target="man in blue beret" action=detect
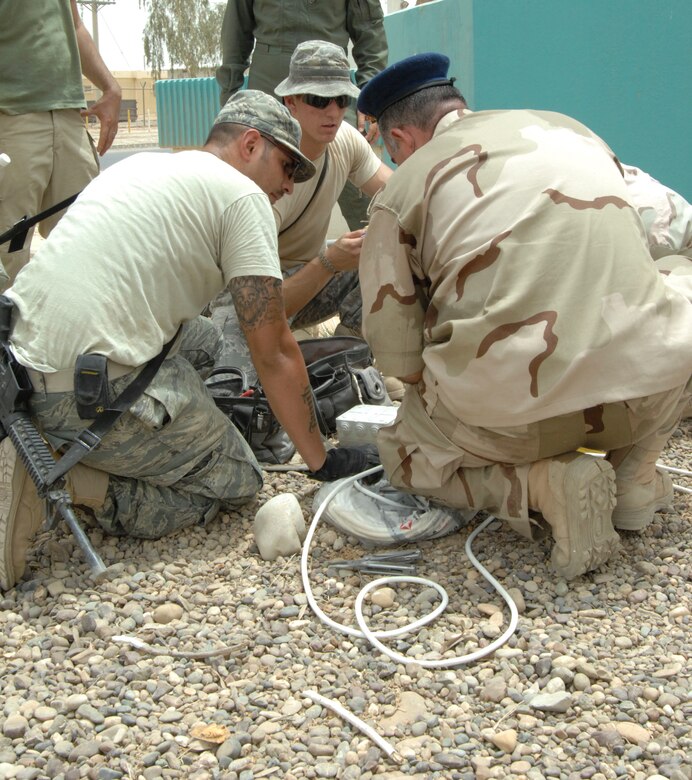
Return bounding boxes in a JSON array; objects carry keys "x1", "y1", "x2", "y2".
[{"x1": 356, "y1": 53, "x2": 692, "y2": 579}]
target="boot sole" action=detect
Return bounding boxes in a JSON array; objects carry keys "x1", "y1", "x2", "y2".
[
  {"x1": 551, "y1": 457, "x2": 619, "y2": 580},
  {"x1": 0, "y1": 438, "x2": 19, "y2": 590}
]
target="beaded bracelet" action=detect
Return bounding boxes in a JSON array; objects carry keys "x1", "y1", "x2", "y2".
[{"x1": 318, "y1": 247, "x2": 338, "y2": 275}]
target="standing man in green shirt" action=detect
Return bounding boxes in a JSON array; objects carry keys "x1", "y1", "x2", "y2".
[
  {"x1": 215, "y1": 0, "x2": 388, "y2": 232},
  {"x1": 0, "y1": 0, "x2": 122, "y2": 288}
]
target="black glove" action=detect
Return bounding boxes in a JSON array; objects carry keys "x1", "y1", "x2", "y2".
[{"x1": 309, "y1": 444, "x2": 380, "y2": 482}]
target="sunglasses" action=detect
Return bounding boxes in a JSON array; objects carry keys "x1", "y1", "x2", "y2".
[
  {"x1": 302, "y1": 94, "x2": 351, "y2": 110},
  {"x1": 258, "y1": 132, "x2": 300, "y2": 180}
]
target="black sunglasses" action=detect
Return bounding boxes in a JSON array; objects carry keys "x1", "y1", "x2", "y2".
[
  {"x1": 302, "y1": 94, "x2": 351, "y2": 110},
  {"x1": 258, "y1": 132, "x2": 300, "y2": 180}
]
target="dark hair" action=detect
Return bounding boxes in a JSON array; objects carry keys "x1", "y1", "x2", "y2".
[
  {"x1": 379, "y1": 84, "x2": 465, "y2": 141},
  {"x1": 204, "y1": 122, "x2": 248, "y2": 146}
]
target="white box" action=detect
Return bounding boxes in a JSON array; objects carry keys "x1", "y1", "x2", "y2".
[{"x1": 336, "y1": 404, "x2": 399, "y2": 446}]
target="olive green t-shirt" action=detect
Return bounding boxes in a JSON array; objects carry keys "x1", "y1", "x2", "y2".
[{"x1": 0, "y1": 0, "x2": 85, "y2": 114}]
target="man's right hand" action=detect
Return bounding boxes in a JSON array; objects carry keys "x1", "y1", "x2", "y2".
[
  {"x1": 308, "y1": 445, "x2": 380, "y2": 482},
  {"x1": 326, "y1": 229, "x2": 368, "y2": 272}
]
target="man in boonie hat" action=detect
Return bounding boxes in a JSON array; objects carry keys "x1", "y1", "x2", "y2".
[
  {"x1": 210, "y1": 41, "x2": 392, "y2": 385},
  {"x1": 1, "y1": 89, "x2": 376, "y2": 590},
  {"x1": 355, "y1": 52, "x2": 692, "y2": 582},
  {"x1": 215, "y1": 0, "x2": 388, "y2": 237}
]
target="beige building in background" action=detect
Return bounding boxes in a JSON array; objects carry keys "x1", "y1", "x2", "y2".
[{"x1": 83, "y1": 70, "x2": 158, "y2": 125}]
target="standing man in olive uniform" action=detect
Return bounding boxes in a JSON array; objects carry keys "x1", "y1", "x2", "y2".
[{"x1": 215, "y1": 0, "x2": 388, "y2": 232}]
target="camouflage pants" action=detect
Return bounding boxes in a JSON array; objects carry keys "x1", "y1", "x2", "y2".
[
  {"x1": 29, "y1": 316, "x2": 262, "y2": 539},
  {"x1": 209, "y1": 266, "x2": 361, "y2": 383},
  {"x1": 378, "y1": 378, "x2": 691, "y2": 539}
]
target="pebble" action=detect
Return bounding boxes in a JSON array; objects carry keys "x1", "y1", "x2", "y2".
[
  {"x1": 530, "y1": 692, "x2": 572, "y2": 712},
  {"x1": 152, "y1": 603, "x2": 184, "y2": 624},
  {"x1": 2, "y1": 715, "x2": 28, "y2": 739},
  {"x1": 484, "y1": 728, "x2": 517, "y2": 753},
  {"x1": 370, "y1": 587, "x2": 396, "y2": 609},
  {"x1": 613, "y1": 722, "x2": 650, "y2": 745}
]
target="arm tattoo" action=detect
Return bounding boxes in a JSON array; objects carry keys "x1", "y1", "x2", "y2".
[
  {"x1": 301, "y1": 384, "x2": 319, "y2": 433},
  {"x1": 229, "y1": 276, "x2": 284, "y2": 331}
]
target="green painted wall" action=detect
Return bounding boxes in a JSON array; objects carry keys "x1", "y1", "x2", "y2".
[{"x1": 383, "y1": 0, "x2": 691, "y2": 199}]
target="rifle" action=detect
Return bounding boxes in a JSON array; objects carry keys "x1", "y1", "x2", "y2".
[{"x1": 0, "y1": 297, "x2": 108, "y2": 581}]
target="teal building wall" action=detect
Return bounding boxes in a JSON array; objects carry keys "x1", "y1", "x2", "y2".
[
  {"x1": 383, "y1": 0, "x2": 691, "y2": 199},
  {"x1": 157, "y1": 0, "x2": 690, "y2": 199}
]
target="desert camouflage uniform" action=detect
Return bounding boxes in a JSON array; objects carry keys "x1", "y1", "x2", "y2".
[
  {"x1": 622, "y1": 164, "x2": 692, "y2": 260},
  {"x1": 28, "y1": 317, "x2": 262, "y2": 538},
  {"x1": 361, "y1": 109, "x2": 692, "y2": 537}
]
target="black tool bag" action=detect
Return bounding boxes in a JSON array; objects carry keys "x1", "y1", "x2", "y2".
[
  {"x1": 205, "y1": 337, "x2": 390, "y2": 463},
  {"x1": 205, "y1": 366, "x2": 297, "y2": 465},
  {"x1": 298, "y1": 336, "x2": 389, "y2": 433}
]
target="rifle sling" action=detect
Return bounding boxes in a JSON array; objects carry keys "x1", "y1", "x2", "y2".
[
  {"x1": 278, "y1": 149, "x2": 328, "y2": 236},
  {"x1": 45, "y1": 327, "x2": 181, "y2": 485},
  {"x1": 0, "y1": 192, "x2": 80, "y2": 253}
]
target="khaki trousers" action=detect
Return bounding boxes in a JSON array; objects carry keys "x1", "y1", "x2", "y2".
[
  {"x1": 378, "y1": 379, "x2": 691, "y2": 539},
  {"x1": 0, "y1": 109, "x2": 98, "y2": 287}
]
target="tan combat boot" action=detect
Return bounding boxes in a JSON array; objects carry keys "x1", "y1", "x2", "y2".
[
  {"x1": 610, "y1": 446, "x2": 674, "y2": 531},
  {"x1": 528, "y1": 453, "x2": 619, "y2": 580},
  {"x1": 0, "y1": 438, "x2": 45, "y2": 591}
]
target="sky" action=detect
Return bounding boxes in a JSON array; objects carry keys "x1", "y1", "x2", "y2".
[{"x1": 78, "y1": 0, "x2": 149, "y2": 72}]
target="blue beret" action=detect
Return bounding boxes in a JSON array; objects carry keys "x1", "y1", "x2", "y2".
[{"x1": 357, "y1": 53, "x2": 453, "y2": 120}]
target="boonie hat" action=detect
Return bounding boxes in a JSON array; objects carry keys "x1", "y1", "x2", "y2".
[
  {"x1": 357, "y1": 52, "x2": 453, "y2": 121},
  {"x1": 275, "y1": 40, "x2": 361, "y2": 99},
  {"x1": 213, "y1": 90, "x2": 315, "y2": 182}
]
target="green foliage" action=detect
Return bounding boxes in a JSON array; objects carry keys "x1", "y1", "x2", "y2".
[{"x1": 138, "y1": 0, "x2": 225, "y2": 79}]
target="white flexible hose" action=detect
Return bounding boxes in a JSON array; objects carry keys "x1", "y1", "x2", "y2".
[
  {"x1": 655, "y1": 462, "x2": 691, "y2": 494},
  {"x1": 303, "y1": 690, "x2": 403, "y2": 763},
  {"x1": 301, "y1": 456, "x2": 688, "y2": 665},
  {"x1": 300, "y1": 465, "x2": 520, "y2": 667},
  {"x1": 656, "y1": 462, "x2": 692, "y2": 477}
]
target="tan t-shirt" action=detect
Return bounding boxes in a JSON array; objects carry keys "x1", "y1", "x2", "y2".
[
  {"x1": 273, "y1": 122, "x2": 381, "y2": 266},
  {"x1": 8, "y1": 150, "x2": 281, "y2": 371}
]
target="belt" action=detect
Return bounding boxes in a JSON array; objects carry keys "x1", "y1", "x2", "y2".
[
  {"x1": 254, "y1": 41, "x2": 295, "y2": 54},
  {"x1": 27, "y1": 361, "x2": 136, "y2": 394}
]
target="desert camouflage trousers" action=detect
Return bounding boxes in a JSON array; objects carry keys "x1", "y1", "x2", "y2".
[
  {"x1": 28, "y1": 316, "x2": 262, "y2": 539},
  {"x1": 209, "y1": 266, "x2": 361, "y2": 382},
  {"x1": 378, "y1": 377, "x2": 691, "y2": 539}
]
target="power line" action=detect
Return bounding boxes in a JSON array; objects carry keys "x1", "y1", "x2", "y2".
[{"x1": 76, "y1": 0, "x2": 116, "y2": 51}]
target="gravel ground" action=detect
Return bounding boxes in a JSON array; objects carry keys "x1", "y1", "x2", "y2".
[{"x1": 0, "y1": 419, "x2": 689, "y2": 780}]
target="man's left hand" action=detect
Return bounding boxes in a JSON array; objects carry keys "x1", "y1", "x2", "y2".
[{"x1": 81, "y1": 88, "x2": 121, "y2": 155}]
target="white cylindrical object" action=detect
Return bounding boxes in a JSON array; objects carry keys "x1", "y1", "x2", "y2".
[{"x1": 0, "y1": 153, "x2": 11, "y2": 167}]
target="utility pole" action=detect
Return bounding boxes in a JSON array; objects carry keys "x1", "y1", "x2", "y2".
[{"x1": 76, "y1": 0, "x2": 116, "y2": 52}]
